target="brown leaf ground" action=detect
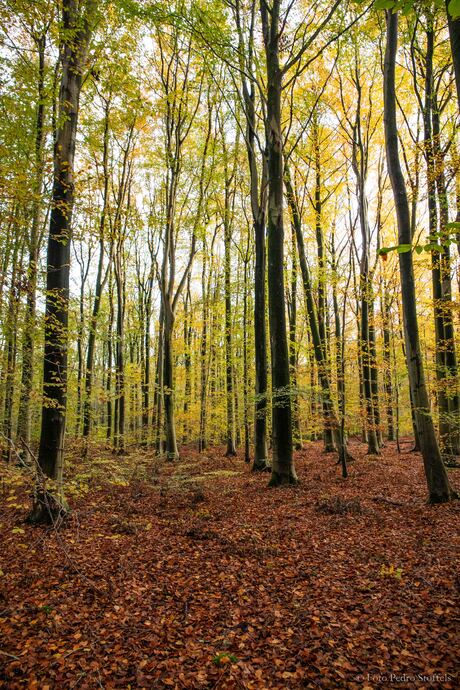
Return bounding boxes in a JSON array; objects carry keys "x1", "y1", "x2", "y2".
[{"x1": 0, "y1": 440, "x2": 459, "y2": 689}]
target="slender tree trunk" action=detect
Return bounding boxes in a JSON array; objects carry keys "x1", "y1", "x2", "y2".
[
  {"x1": 243, "y1": 255, "x2": 251, "y2": 462},
  {"x1": 3, "y1": 237, "x2": 22, "y2": 462},
  {"x1": 17, "y1": 33, "x2": 46, "y2": 458},
  {"x1": 234, "y1": 0, "x2": 268, "y2": 470},
  {"x1": 432, "y1": 92, "x2": 459, "y2": 457},
  {"x1": 163, "y1": 306, "x2": 179, "y2": 460},
  {"x1": 199, "y1": 250, "x2": 209, "y2": 452},
  {"x1": 419, "y1": 25, "x2": 451, "y2": 458},
  {"x1": 83, "y1": 101, "x2": 110, "y2": 439},
  {"x1": 183, "y1": 279, "x2": 192, "y2": 444},
  {"x1": 382, "y1": 283, "x2": 395, "y2": 441},
  {"x1": 154, "y1": 304, "x2": 164, "y2": 454},
  {"x1": 312, "y1": 118, "x2": 334, "y2": 452},
  {"x1": 352, "y1": 105, "x2": 380, "y2": 455},
  {"x1": 106, "y1": 269, "x2": 114, "y2": 442},
  {"x1": 285, "y1": 164, "x2": 347, "y2": 461},
  {"x1": 289, "y1": 222, "x2": 302, "y2": 450},
  {"x1": 261, "y1": 0, "x2": 296, "y2": 485},
  {"x1": 383, "y1": 9, "x2": 453, "y2": 503},
  {"x1": 142, "y1": 292, "x2": 152, "y2": 440},
  {"x1": 369, "y1": 295, "x2": 382, "y2": 447},
  {"x1": 223, "y1": 175, "x2": 237, "y2": 456},
  {"x1": 114, "y1": 247, "x2": 125, "y2": 454},
  {"x1": 75, "y1": 262, "x2": 87, "y2": 436}
]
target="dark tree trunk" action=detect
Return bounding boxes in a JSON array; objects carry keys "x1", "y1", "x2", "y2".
[
  {"x1": 234, "y1": 0, "x2": 268, "y2": 470},
  {"x1": 261, "y1": 0, "x2": 296, "y2": 485},
  {"x1": 199, "y1": 250, "x2": 209, "y2": 452},
  {"x1": 83, "y1": 101, "x2": 110, "y2": 439},
  {"x1": 382, "y1": 284, "x2": 395, "y2": 441},
  {"x1": 106, "y1": 269, "x2": 114, "y2": 442},
  {"x1": 163, "y1": 306, "x2": 179, "y2": 460},
  {"x1": 446, "y1": 0, "x2": 460, "y2": 109},
  {"x1": 34, "y1": 0, "x2": 94, "y2": 515},
  {"x1": 114, "y1": 240, "x2": 126, "y2": 454},
  {"x1": 285, "y1": 164, "x2": 347, "y2": 461},
  {"x1": 223, "y1": 166, "x2": 237, "y2": 457},
  {"x1": 419, "y1": 25, "x2": 451, "y2": 458},
  {"x1": 432, "y1": 90, "x2": 459, "y2": 457},
  {"x1": 153, "y1": 304, "x2": 164, "y2": 454},
  {"x1": 289, "y1": 222, "x2": 302, "y2": 450},
  {"x1": 383, "y1": 9, "x2": 454, "y2": 503},
  {"x1": 312, "y1": 118, "x2": 334, "y2": 453},
  {"x1": 351, "y1": 83, "x2": 380, "y2": 456},
  {"x1": 243, "y1": 254, "x2": 251, "y2": 463},
  {"x1": 182, "y1": 279, "x2": 192, "y2": 444}
]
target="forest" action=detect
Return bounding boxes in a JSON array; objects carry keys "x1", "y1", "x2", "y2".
[{"x1": 0, "y1": 0, "x2": 459, "y2": 687}]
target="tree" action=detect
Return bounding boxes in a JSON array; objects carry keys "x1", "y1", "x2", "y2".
[
  {"x1": 232, "y1": 0, "x2": 269, "y2": 470},
  {"x1": 29, "y1": 0, "x2": 96, "y2": 523},
  {"x1": 260, "y1": 0, "x2": 296, "y2": 485},
  {"x1": 383, "y1": 7, "x2": 454, "y2": 504}
]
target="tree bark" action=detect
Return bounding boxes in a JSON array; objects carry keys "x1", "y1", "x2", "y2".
[
  {"x1": 34, "y1": 0, "x2": 94, "y2": 502},
  {"x1": 234, "y1": 0, "x2": 268, "y2": 470},
  {"x1": 285, "y1": 163, "x2": 347, "y2": 462},
  {"x1": 383, "y1": 9, "x2": 454, "y2": 503},
  {"x1": 261, "y1": 0, "x2": 296, "y2": 485},
  {"x1": 83, "y1": 100, "x2": 110, "y2": 439},
  {"x1": 446, "y1": 0, "x2": 460, "y2": 109}
]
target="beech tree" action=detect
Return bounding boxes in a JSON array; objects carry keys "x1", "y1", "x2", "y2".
[
  {"x1": 29, "y1": 0, "x2": 96, "y2": 522},
  {"x1": 383, "y1": 7, "x2": 454, "y2": 504}
]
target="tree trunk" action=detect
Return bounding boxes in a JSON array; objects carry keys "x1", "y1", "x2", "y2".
[
  {"x1": 234, "y1": 0, "x2": 268, "y2": 470},
  {"x1": 32, "y1": 0, "x2": 94, "y2": 524},
  {"x1": 432, "y1": 90, "x2": 459, "y2": 457},
  {"x1": 106, "y1": 269, "x2": 114, "y2": 442},
  {"x1": 17, "y1": 33, "x2": 46, "y2": 459},
  {"x1": 199, "y1": 250, "x2": 209, "y2": 452},
  {"x1": 243, "y1": 255, "x2": 251, "y2": 463},
  {"x1": 382, "y1": 283, "x2": 395, "y2": 441},
  {"x1": 446, "y1": 0, "x2": 460, "y2": 109},
  {"x1": 2, "y1": 237, "x2": 22, "y2": 462},
  {"x1": 223, "y1": 173, "x2": 237, "y2": 456},
  {"x1": 289, "y1": 222, "x2": 302, "y2": 450},
  {"x1": 83, "y1": 100, "x2": 110, "y2": 439},
  {"x1": 261, "y1": 0, "x2": 296, "y2": 486},
  {"x1": 182, "y1": 279, "x2": 192, "y2": 444},
  {"x1": 153, "y1": 304, "x2": 164, "y2": 454},
  {"x1": 383, "y1": 9, "x2": 454, "y2": 503},
  {"x1": 285, "y1": 163, "x2": 347, "y2": 461},
  {"x1": 312, "y1": 117, "x2": 334, "y2": 452}
]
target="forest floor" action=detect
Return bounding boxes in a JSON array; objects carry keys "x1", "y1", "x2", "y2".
[{"x1": 0, "y1": 439, "x2": 459, "y2": 690}]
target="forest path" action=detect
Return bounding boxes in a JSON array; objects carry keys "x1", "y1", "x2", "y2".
[{"x1": 1, "y1": 441, "x2": 459, "y2": 689}]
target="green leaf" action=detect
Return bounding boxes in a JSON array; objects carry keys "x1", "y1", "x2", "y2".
[
  {"x1": 378, "y1": 245, "x2": 399, "y2": 255},
  {"x1": 379, "y1": 243, "x2": 412, "y2": 257},
  {"x1": 424, "y1": 243, "x2": 445, "y2": 253},
  {"x1": 446, "y1": 222, "x2": 460, "y2": 229},
  {"x1": 448, "y1": 0, "x2": 460, "y2": 19},
  {"x1": 396, "y1": 244, "x2": 412, "y2": 253}
]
